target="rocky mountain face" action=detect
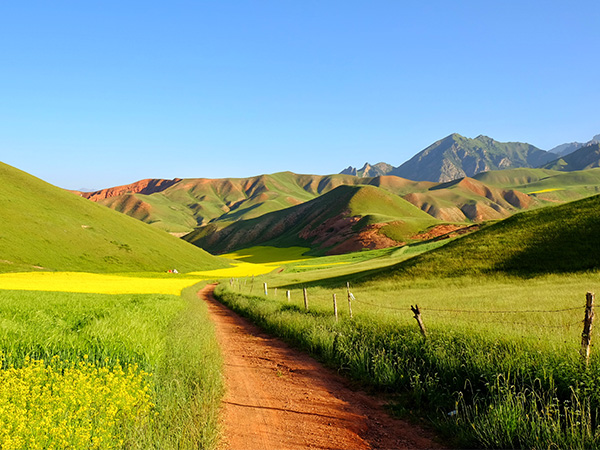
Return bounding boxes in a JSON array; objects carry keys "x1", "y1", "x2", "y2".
[
  {"x1": 340, "y1": 133, "x2": 556, "y2": 183},
  {"x1": 543, "y1": 143, "x2": 600, "y2": 171},
  {"x1": 340, "y1": 162, "x2": 394, "y2": 177},
  {"x1": 390, "y1": 134, "x2": 555, "y2": 182}
]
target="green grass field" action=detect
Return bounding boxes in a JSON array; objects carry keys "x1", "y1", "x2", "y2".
[
  {"x1": 209, "y1": 195, "x2": 600, "y2": 449},
  {"x1": 0, "y1": 284, "x2": 223, "y2": 449}
]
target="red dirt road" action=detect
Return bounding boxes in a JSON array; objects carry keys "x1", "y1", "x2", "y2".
[{"x1": 199, "y1": 284, "x2": 443, "y2": 450}]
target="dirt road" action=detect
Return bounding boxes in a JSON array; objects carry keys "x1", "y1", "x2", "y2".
[{"x1": 199, "y1": 284, "x2": 443, "y2": 450}]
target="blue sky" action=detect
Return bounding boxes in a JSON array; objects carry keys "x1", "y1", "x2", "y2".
[{"x1": 1, "y1": 1, "x2": 599, "y2": 190}]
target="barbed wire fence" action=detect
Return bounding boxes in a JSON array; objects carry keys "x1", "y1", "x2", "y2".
[{"x1": 229, "y1": 278, "x2": 596, "y2": 365}]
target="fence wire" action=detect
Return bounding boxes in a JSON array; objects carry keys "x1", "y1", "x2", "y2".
[{"x1": 347, "y1": 293, "x2": 587, "y2": 330}]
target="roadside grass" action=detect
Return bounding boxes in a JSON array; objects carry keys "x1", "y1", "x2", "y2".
[
  {"x1": 215, "y1": 271, "x2": 600, "y2": 449},
  {"x1": 210, "y1": 220, "x2": 600, "y2": 449},
  {"x1": 0, "y1": 283, "x2": 223, "y2": 449}
]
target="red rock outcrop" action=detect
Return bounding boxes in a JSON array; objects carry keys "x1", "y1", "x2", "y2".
[{"x1": 72, "y1": 178, "x2": 182, "y2": 201}]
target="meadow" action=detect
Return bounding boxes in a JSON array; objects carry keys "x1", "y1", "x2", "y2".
[
  {"x1": 0, "y1": 262, "x2": 280, "y2": 449},
  {"x1": 212, "y1": 236, "x2": 600, "y2": 449}
]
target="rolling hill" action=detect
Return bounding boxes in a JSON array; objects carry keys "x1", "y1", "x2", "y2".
[
  {"x1": 402, "y1": 176, "x2": 535, "y2": 222},
  {"x1": 473, "y1": 167, "x2": 600, "y2": 202},
  {"x1": 74, "y1": 172, "x2": 374, "y2": 233},
  {"x1": 366, "y1": 193, "x2": 600, "y2": 280},
  {"x1": 74, "y1": 171, "x2": 539, "y2": 238},
  {"x1": 184, "y1": 185, "x2": 440, "y2": 255},
  {"x1": 0, "y1": 162, "x2": 228, "y2": 273}
]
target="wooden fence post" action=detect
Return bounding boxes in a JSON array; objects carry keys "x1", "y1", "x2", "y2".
[
  {"x1": 274, "y1": 288, "x2": 277, "y2": 297},
  {"x1": 303, "y1": 288, "x2": 308, "y2": 311},
  {"x1": 250, "y1": 275, "x2": 254, "y2": 293},
  {"x1": 348, "y1": 293, "x2": 354, "y2": 319},
  {"x1": 581, "y1": 292, "x2": 595, "y2": 365},
  {"x1": 333, "y1": 294, "x2": 338, "y2": 322},
  {"x1": 286, "y1": 290, "x2": 291, "y2": 302},
  {"x1": 264, "y1": 282, "x2": 268, "y2": 296},
  {"x1": 411, "y1": 305, "x2": 427, "y2": 338}
]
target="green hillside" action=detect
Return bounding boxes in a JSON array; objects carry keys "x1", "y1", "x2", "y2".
[
  {"x1": 0, "y1": 162, "x2": 229, "y2": 273},
  {"x1": 84, "y1": 170, "x2": 540, "y2": 236},
  {"x1": 474, "y1": 167, "x2": 600, "y2": 202},
  {"x1": 542, "y1": 143, "x2": 600, "y2": 172},
  {"x1": 93, "y1": 172, "x2": 369, "y2": 233},
  {"x1": 367, "y1": 194, "x2": 600, "y2": 280},
  {"x1": 184, "y1": 185, "x2": 439, "y2": 255}
]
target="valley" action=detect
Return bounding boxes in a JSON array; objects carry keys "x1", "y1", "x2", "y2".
[{"x1": 1, "y1": 144, "x2": 600, "y2": 449}]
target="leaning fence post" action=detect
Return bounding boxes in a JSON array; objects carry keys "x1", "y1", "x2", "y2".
[
  {"x1": 581, "y1": 292, "x2": 595, "y2": 365},
  {"x1": 411, "y1": 305, "x2": 427, "y2": 338},
  {"x1": 263, "y1": 282, "x2": 268, "y2": 296},
  {"x1": 348, "y1": 292, "x2": 354, "y2": 319},
  {"x1": 303, "y1": 288, "x2": 308, "y2": 311},
  {"x1": 333, "y1": 294, "x2": 338, "y2": 322}
]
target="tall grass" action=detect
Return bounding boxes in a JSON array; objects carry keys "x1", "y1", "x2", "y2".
[
  {"x1": 214, "y1": 280, "x2": 600, "y2": 449},
  {"x1": 0, "y1": 284, "x2": 223, "y2": 449}
]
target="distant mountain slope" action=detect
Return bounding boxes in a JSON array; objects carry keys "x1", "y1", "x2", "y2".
[
  {"x1": 549, "y1": 134, "x2": 600, "y2": 157},
  {"x1": 390, "y1": 133, "x2": 555, "y2": 182},
  {"x1": 474, "y1": 167, "x2": 600, "y2": 203},
  {"x1": 365, "y1": 193, "x2": 600, "y2": 281},
  {"x1": 79, "y1": 171, "x2": 537, "y2": 234},
  {"x1": 402, "y1": 177, "x2": 535, "y2": 222},
  {"x1": 79, "y1": 172, "x2": 376, "y2": 233},
  {"x1": 184, "y1": 185, "x2": 439, "y2": 255},
  {"x1": 542, "y1": 143, "x2": 600, "y2": 172},
  {"x1": 72, "y1": 178, "x2": 182, "y2": 201},
  {"x1": 0, "y1": 162, "x2": 227, "y2": 273},
  {"x1": 340, "y1": 162, "x2": 394, "y2": 177}
]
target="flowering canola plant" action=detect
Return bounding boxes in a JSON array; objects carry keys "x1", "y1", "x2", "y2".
[
  {"x1": 189, "y1": 262, "x2": 277, "y2": 278},
  {"x1": 0, "y1": 264, "x2": 279, "y2": 295},
  {"x1": 0, "y1": 355, "x2": 154, "y2": 449}
]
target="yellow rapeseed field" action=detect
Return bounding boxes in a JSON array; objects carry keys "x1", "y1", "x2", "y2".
[
  {"x1": 0, "y1": 263, "x2": 280, "y2": 295},
  {"x1": 0, "y1": 272, "x2": 198, "y2": 295},
  {"x1": 189, "y1": 261, "x2": 277, "y2": 278},
  {"x1": 0, "y1": 355, "x2": 153, "y2": 449}
]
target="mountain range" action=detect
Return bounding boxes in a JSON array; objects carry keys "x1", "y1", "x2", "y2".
[
  {"x1": 342, "y1": 132, "x2": 600, "y2": 183},
  {"x1": 65, "y1": 130, "x2": 600, "y2": 256}
]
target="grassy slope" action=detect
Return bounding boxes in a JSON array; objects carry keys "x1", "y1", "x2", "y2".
[
  {"x1": 0, "y1": 162, "x2": 228, "y2": 273},
  {"x1": 474, "y1": 167, "x2": 600, "y2": 202},
  {"x1": 209, "y1": 195, "x2": 600, "y2": 449},
  {"x1": 92, "y1": 171, "x2": 537, "y2": 233},
  {"x1": 185, "y1": 185, "x2": 439, "y2": 254},
  {"x1": 366, "y1": 193, "x2": 600, "y2": 280},
  {"x1": 97, "y1": 172, "x2": 366, "y2": 232},
  {"x1": 542, "y1": 143, "x2": 600, "y2": 172}
]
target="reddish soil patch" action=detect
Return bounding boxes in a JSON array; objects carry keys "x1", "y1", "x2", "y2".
[
  {"x1": 73, "y1": 178, "x2": 181, "y2": 201},
  {"x1": 199, "y1": 284, "x2": 443, "y2": 450},
  {"x1": 327, "y1": 223, "x2": 405, "y2": 255},
  {"x1": 411, "y1": 224, "x2": 480, "y2": 241}
]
